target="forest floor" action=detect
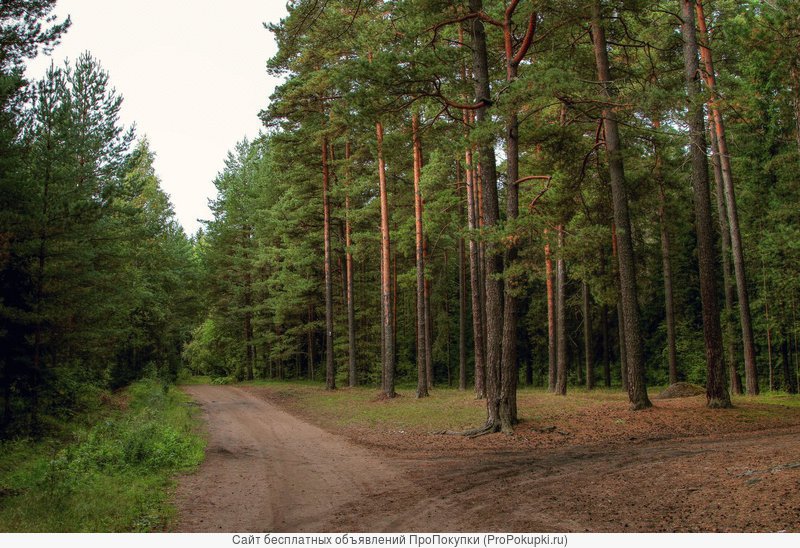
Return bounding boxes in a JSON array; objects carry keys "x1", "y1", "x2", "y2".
[{"x1": 174, "y1": 383, "x2": 800, "y2": 533}]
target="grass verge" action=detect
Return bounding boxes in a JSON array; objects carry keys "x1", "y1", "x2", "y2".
[
  {"x1": 238, "y1": 380, "x2": 800, "y2": 450},
  {"x1": 0, "y1": 379, "x2": 205, "y2": 532}
]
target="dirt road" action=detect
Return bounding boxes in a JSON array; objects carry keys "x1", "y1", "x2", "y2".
[
  {"x1": 175, "y1": 385, "x2": 800, "y2": 532},
  {"x1": 174, "y1": 385, "x2": 406, "y2": 532}
]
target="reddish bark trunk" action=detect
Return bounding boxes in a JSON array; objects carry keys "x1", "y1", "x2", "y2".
[
  {"x1": 681, "y1": 0, "x2": 730, "y2": 408},
  {"x1": 709, "y1": 113, "x2": 742, "y2": 395},
  {"x1": 696, "y1": 1, "x2": 757, "y2": 396}
]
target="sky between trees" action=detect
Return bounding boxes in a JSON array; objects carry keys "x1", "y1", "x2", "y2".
[{"x1": 24, "y1": 0, "x2": 288, "y2": 234}]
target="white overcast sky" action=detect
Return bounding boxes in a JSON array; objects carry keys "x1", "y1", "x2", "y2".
[{"x1": 26, "y1": 0, "x2": 288, "y2": 235}]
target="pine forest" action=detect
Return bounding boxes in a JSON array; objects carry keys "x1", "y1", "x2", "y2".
[{"x1": 2, "y1": 0, "x2": 800, "y2": 534}]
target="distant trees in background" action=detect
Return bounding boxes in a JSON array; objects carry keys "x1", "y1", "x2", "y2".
[{"x1": 190, "y1": 0, "x2": 800, "y2": 424}]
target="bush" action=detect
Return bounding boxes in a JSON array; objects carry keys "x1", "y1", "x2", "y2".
[{"x1": 0, "y1": 379, "x2": 205, "y2": 532}]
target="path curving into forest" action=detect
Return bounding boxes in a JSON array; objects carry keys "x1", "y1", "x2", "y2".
[
  {"x1": 174, "y1": 385, "x2": 408, "y2": 532},
  {"x1": 175, "y1": 385, "x2": 800, "y2": 532}
]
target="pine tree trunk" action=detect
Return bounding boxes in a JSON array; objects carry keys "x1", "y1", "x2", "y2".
[
  {"x1": 617, "y1": 301, "x2": 628, "y2": 391},
  {"x1": 376, "y1": 121, "x2": 395, "y2": 398},
  {"x1": 681, "y1": 0, "x2": 730, "y2": 408},
  {"x1": 458, "y1": 165, "x2": 468, "y2": 392},
  {"x1": 555, "y1": 226, "x2": 567, "y2": 396},
  {"x1": 470, "y1": 0, "x2": 507, "y2": 431},
  {"x1": 393, "y1": 249, "x2": 398, "y2": 368},
  {"x1": 781, "y1": 336, "x2": 797, "y2": 394},
  {"x1": 424, "y1": 241, "x2": 434, "y2": 390},
  {"x1": 307, "y1": 305, "x2": 315, "y2": 381},
  {"x1": 591, "y1": 2, "x2": 650, "y2": 409},
  {"x1": 244, "y1": 238, "x2": 254, "y2": 381},
  {"x1": 413, "y1": 114, "x2": 429, "y2": 398},
  {"x1": 695, "y1": 1, "x2": 757, "y2": 396},
  {"x1": 583, "y1": 281, "x2": 594, "y2": 390},
  {"x1": 322, "y1": 136, "x2": 335, "y2": 391},
  {"x1": 599, "y1": 248, "x2": 611, "y2": 387},
  {"x1": 709, "y1": 115, "x2": 742, "y2": 395},
  {"x1": 763, "y1": 260, "x2": 773, "y2": 391},
  {"x1": 657, "y1": 179, "x2": 678, "y2": 385},
  {"x1": 602, "y1": 304, "x2": 611, "y2": 387},
  {"x1": 546, "y1": 230, "x2": 557, "y2": 392},
  {"x1": 612, "y1": 224, "x2": 628, "y2": 392},
  {"x1": 501, "y1": 70, "x2": 520, "y2": 423},
  {"x1": 475, "y1": 163, "x2": 487, "y2": 358},
  {"x1": 464, "y1": 121, "x2": 485, "y2": 399},
  {"x1": 345, "y1": 142, "x2": 357, "y2": 387}
]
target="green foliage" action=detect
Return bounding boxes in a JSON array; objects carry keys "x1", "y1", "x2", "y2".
[
  {"x1": 0, "y1": 379, "x2": 204, "y2": 532},
  {"x1": 1, "y1": 46, "x2": 202, "y2": 435}
]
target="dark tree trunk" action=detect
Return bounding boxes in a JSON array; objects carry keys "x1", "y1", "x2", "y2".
[
  {"x1": 709, "y1": 114, "x2": 742, "y2": 395},
  {"x1": 458, "y1": 164, "x2": 468, "y2": 392},
  {"x1": 555, "y1": 226, "x2": 567, "y2": 396},
  {"x1": 763, "y1": 262, "x2": 773, "y2": 391},
  {"x1": 393, "y1": 249, "x2": 398, "y2": 367},
  {"x1": 611, "y1": 225, "x2": 628, "y2": 391},
  {"x1": 657, "y1": 177, "x2": 679, "y2": 386},
  {"x1": 244, "y1": 248, "x2": 254, "y2": 381},
  {"x1": 599, "y1": 248, "x2": 612, "y2": 388},
  {"x1": 376, "y1": 121, "x2": 395, "y2": 397},
  {"x1": 501, "y1": 81, "x2": 520, "y2": 423},
  {"x1": 602, "y1": 304, "x2": 611, "y2": 387},
  {"x1": 591, "y1": 2, "x2": 650, "y2": 409},
  {"x1": 470, "y1": 0, "x2": 507, "y2": 432},
  {"x1": 546, "y1": 231, "x2": 557, "y2": 392},
  {"x1": 322, "y1": 136, "x2": 336, "y2": 390},
  {"x1": 681, "y1": 0, "x2": 730, "y2": 408},
  {"x1": 499, "y1": 0, "x2": 536, "y2": 424},
  {"x1": 781, "y1": 336, "x2": 797, "y2": 394},
  {"x1": 424, "y1": 241, "x2": 434, "y2": 390},
  {"x1": 695, "y1": 1, "x2": 757, "y2": 396},
  {"x1": 307, "y1": 305, "x2": 315, "y2": 381},
  {"x1": 583, "y1": 281, "x2": 594, "y2": 390},
  {"x1": 344, "y1": 142, "x2": 357, "y2": 387},
  {"x1": 413, "y1": 113, "x2": 429, "y2": 398},
  {"x1": 464, "y1": 118, "x2": 485, "y2": 399}
]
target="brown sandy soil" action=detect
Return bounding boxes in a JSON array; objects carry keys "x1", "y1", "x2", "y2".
[
  {"x1": 175, "y1": 385, "x2": 800, "y2": 532},
  {"x1": 174, "y1": 385, "x2": 407, "y2": 532}
]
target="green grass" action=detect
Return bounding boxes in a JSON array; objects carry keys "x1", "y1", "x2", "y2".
[
  {"x1": 234, "y1": 378, "x2": 800, "y2": 434},
  {"x1": 243, "y1": 381, "x2": 636, "y2": 432},
  {"x1": 0, "y1": 380, "x2": 205, "y2": 532}
]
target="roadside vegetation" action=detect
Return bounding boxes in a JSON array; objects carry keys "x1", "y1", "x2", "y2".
[{"x1": 0, "y1": 380, "x2": 204, "y2": 532}]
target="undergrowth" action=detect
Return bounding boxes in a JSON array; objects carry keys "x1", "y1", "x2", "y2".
[{"x1": 0, "y1": 379, "x2": 204, "y2": 532}]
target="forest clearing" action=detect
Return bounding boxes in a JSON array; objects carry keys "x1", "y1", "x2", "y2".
[{"x1": 174, "y1": 382, "x2": 800, "y2": 533}]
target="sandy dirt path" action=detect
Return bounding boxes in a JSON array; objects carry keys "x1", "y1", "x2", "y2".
[
  {"x1": 174, "y1": 385, "x2": 406, "y2": 532},
  {"x1": 175, "y1": 385, "x2": 800, "y2": 532}
]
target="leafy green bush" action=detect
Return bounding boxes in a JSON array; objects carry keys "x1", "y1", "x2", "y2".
[{"x1": 0, "y1": 379, "x2": 205, "y2": 532}]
